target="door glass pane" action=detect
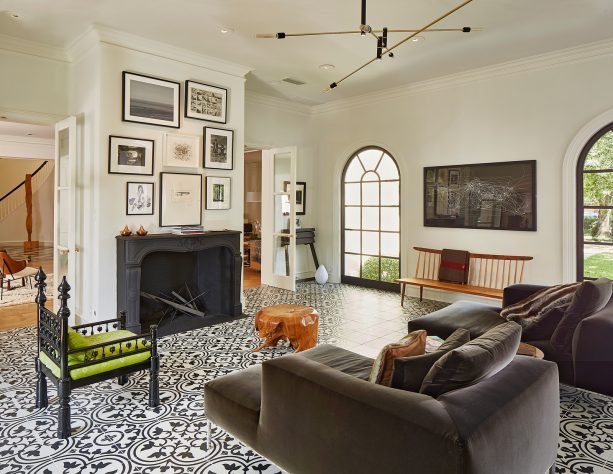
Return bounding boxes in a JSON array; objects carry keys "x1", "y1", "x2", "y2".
[
  {"x1": 345, "y1": 207, "x2": 360, "y2": 229},
  {"x1": 273, "y1": 235, "x2": 290, "y2": 276},
  {"x1": 362, "y1": 182, "x2": 379, "y2": 205},
  {"x1": 274, "y1": 194, "x2": 291, "y2": 233},
  {"x1": 362, "y1": 207, "x2": 379, "y2": 230},
  {"x1": 583, "y1": 172, "x2": 613, "y2": 206},
  {"x1": 363, "y1": 171, "x2": 378, "y2": 182},
  {"x1": 358, "y1": 149, "x2": 383, "y2": 171},
  {"x1": 57, "y1": 189, "x2": 69, "y2": 248},
  {"x1": 380, "y1": 258, "x2": 400, "y2": 282},
  {"x1": 58, "y1": 128, "x2": 70, "y2": 188},
  {"x1": 584, "y1": 246, "x2": 613, "y2": 279},
  {"x1": 274, "y1": 152, "x2": 291, "y2": 193},
  {"x1": 381, "y1": 181, "x2": 399, "y2": 205},
  {"x1": 583, "y1": 209, "x2": 613, "y2": 243},
  {"x1": 345, "y1": 183, "x2": 360, "y2": 205},
  {"x1": 344, "y1": 254, "x2": 361, "y2": 277},
  {"x1": 377, "y1": 155, "x2": 399, "y2": 180},
  {"x1": 381, "y1": 207, "x2": 399, "y2": 231},
  {"x1": 583, "y1": 131, "x2": 613, "y2": 170},
  {"x1": 344, "y1": 159, "x2": 364, "y2": 182},
  {"x1": 362, "y1": 231, "x2": 379, "y2": 255},
  {"x1": 344, "y1": 230, "x2": 360, "y2": 254},
  {"x1": 361, "y1": 256, "x2": 379, "y2": 280},
  {"x1": 380, "y1": 232, "x2": 399, "y2": 257}
]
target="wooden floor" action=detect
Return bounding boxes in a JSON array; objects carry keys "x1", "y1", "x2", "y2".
[
  {"x1": 0, "y1": 244, "x2": 52, "y2": 331},
  {"x1": 244, "y1": 267, "x2": 261, "y2": 289}
]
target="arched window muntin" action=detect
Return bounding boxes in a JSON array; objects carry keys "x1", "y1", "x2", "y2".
[
  {"x1": 577, "y1": 123, "x2": 613, "y2": 281},
  {"x1": 341, "y1": 146, "x2": 401, "y2": 291}
]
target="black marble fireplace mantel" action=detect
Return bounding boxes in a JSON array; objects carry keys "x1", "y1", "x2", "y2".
[{"x1": 116, "y1": 231, "x2": 242, "y2": 334}]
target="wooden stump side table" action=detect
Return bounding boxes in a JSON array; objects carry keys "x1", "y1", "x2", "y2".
[
  {"x1": 253, "y1": 304, "x2": 319, "y2": 353},
  {"x1": 517, "y1": 342, "x2": 545, "y2": 359}
]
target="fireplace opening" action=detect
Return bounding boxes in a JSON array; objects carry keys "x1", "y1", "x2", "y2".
[{"x1": 139, "y1": 246, "x2": 235, "y2": 336}]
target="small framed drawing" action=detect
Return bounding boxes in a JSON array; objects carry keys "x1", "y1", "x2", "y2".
[
  {"x1": 159, "y1": 172, "x2": 202, "y2": 226},
  {"x1": 163, "y1": 133, "x2": 200, "y2": 168},
  {"x1": 108, "y1": 136, "x2": 154, "y2": 175},
  {"x1": 126, "y1": 182, "x2": 154, "y2": 215},
  {"x1": 185, "y1": 80, "x2": 228, "y2": 123},
  {"x1": 205, "y1": 176, "x2": 231, "y2": 210},
  {"x1": 283, "y1": 181, "x2": 307, "y2": 215},
  {"x1": 203, "y1": 127, "x2": 233, "y2": 170},
  {"x1": 122, "y1": 71, "x2": 180, "y2": 128}
]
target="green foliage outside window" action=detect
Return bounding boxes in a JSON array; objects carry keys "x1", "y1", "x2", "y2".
[{"x1": 360, "y1": 257, "x2": 399, "y2": 282}]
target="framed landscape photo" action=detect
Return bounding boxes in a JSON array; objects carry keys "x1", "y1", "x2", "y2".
[
  {"x1": 126, "y1": 182, "x2": 154, "y2": 215},
  {"x1": 185, "y1": 80, "x2": 228, "y2": 123},
  {"x1": 283, "y1": 181, "x2": 307, "y2": 215},
  {"x1": 203, "y1": 127, "x2": 233, "y2": 170},
  {"x1": 163, "y1": 133, "x2": 200, "y2": 169},
  {"x1": 123, "y1": 72, "x2": 180, "y2": 128},
  {"x1": 108, "y1": 135, "x2": 154, "y2": 175},
  {"x1": 205, "y1": 176, "x2": 231, "y2": 210},
  {"x1": 159, "y1": 172, "x2": 202, "y2": 226}
]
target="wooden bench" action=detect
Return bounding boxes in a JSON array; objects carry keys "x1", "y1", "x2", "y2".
[{"x1": 395, "y1": 247, "x2": 533, "y2": 305}]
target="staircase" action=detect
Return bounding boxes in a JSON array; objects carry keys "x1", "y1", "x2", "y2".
[{"x1": 0, "y1": 161, "x2": 53, "y2": 222}]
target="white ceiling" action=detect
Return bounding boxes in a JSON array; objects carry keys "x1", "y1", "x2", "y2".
[
  {"x1": 0, "y1": 120, "x2": 54, "y2": 139},
  {"x1": 1, "y1": 0, "x2": 612, "y2": 104}
]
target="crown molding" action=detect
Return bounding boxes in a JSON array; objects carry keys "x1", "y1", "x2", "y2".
[
  {"x1": 245, "y1": 91, "x2": 312, "y2": 116},
  {"x1": 312, "y1": 37, "x2": 613, "y2": 115},
  {"x1": 0, "y1": 33, "x2": 69, "y2": 62}
]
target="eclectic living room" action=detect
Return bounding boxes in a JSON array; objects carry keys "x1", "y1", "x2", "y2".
[{"x1": 1, "y1": 1, "x2": 613, "y2": 473}]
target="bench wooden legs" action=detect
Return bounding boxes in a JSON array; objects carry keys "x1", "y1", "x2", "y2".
[
  {"x1": 419, "y1": 286, "x2": 424, "y2": 302},
  {"x1": 400, "y1": 284, "x2": 424, "y2": 305}
]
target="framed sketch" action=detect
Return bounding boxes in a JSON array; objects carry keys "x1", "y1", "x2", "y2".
[
  {"x1": 205, "y1": 176, "x2": 231, "y2": 210},
  {"x1": 203, "y1": 127, "x2": 234, "y2": 170},
  {"x1": 283, "y1": 181, "x2": 307, "y2": 215},
  {"x1": 122, "y1": 72, "x2": 180, "y2": 128},
  {"x1": 424, "y1": 160, "x2": 536, "y2": 231},
  {"x1": 108, "y1": 136, "x2": 154, "y2": 175},
  {"x1": 163, "y1": 133, "x2": 200, "y2": 168},
  {"x1": 126, "y1": 182, "x2": 154, "y2": 215},
  {"x1": 185, "y1": 80, "x2": 228, "y2": 123},
  {"x1": 159, "y1": 172, "x2": 202, "y2": 226}
]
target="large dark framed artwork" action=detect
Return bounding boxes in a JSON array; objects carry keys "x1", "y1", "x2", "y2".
[
  {"x1": 424, "y1": 160, "x2": 536, "y2": 231},
  {"x1": 123, "y1": 72, "x2": 181, "y2": 128}
]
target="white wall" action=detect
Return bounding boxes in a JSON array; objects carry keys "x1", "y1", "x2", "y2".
[
  {"x1": 245, "y1": 94, "x2": 318, "y2": 278},
  {"x1": 309, "y1": 52, "x2": 613, "y2": 301}
]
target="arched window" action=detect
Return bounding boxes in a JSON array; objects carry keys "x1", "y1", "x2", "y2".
[
  {"x1": 341, "y1": 147, "x2": 400, "y2": 290},
  {"x1": 577, "y1": 123, "x2": 613, "y2": 280}
]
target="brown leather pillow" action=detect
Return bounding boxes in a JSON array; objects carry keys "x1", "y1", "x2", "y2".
[
  {"x1": 550, "y1": 278, "x2": 612, "y2": 353},
  {"x1": 369, "y1": 330, "x2": 427, "y2": 386},
  {"x1": 420, "y1": 322, "x2": 521, "y2": 397},
  {"x1": 391, "y1": 329, "x2": 470, "y2": 392}
]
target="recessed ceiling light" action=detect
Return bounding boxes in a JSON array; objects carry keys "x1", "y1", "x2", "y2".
[
  {"x1": 319, "y1": 64, "x2": 335, "y2": 71},
  {"x1": 220, "y1": 27, "x2": 234, "y2": 34},
  {"x1": 7, "y1": 11, "x2": 22, "y2": 20},
  {"x1": 0, "y1": 116, "x2": 7, "y2": 120},
  {"x1": 411, "y1": 36, "x2": 425, "y2": 42},
  {"x1": 26, "y1": 133, "x2": 33, "y2": 136}
]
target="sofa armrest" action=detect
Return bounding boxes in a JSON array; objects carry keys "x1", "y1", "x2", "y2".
[
  {"x1": 572, "y1": 301, "x2": 613, "y2": 395},
  {"x1": 258, "y1": 354, "x2": 462, "y2": 474},
  {"x1": 438, "y1": 357, "x2": 559, "y2": 474},
  {"x1": 502, "y1": 284, "x2": 548, "y2": 308}
]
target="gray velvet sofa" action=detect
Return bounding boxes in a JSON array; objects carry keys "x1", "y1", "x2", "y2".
[
  {"x1": 408, "y1": 283, "x2": 613, "y2": 396},
  {"x1": 204, "y1": 344, "x2": 559, "y2": 474}
]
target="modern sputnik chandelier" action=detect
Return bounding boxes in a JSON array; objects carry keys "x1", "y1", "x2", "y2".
[{"x1": 257, "y1": 0, "x2": 479, "y2": 90}]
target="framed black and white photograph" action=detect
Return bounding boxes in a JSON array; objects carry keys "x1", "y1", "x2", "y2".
[
  {"x1": 203, "y1": 127, "x2": 234, "y2": 170},
  {"x1": 205, "y1": 176, "x2": 231, "y2": 210},
  {"x1": 283, "y1": 181, "x2": 307, "y2": 215},
  {"x1": 185, "y1": 80, "x2": 228, "y2": 123},
  {"x1": 159, "y1": 172, "x2": 202, "y2": 226},
  {"x1": 126, "y1": 182, "x2": 154, "y2": 215},
  {"x1": 123, "y1": 72, "x2": 180, "y2": 128},
  {"x1": 108, "y1": 135, "x2": 154, "y2": 175},
  {"x1": 163, "y1": 133, "x2": 200, "y2": 169}
]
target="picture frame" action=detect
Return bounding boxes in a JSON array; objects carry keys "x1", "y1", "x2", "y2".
[
  {"x1": 159, "y1": 172, "x2": 202, "y2": 227},
  {"x1": 185, "y1": 80, "x2": 228, "y2": 123},
  {"x1": 203, "y1": 127, "x2": 234, "y2": 170},
  {"x1": 283, "y1": 181, "x2": 307, "y2": 215},
  {"x1": 205, "y1": 176, "x2": 231, "y2": 210},
  {"x1": 163, "y1": 133, "x2": 200, "y2": 169},
  {"x1": 122, "y1": 71, "x2": 180, "y2": 128},
  {"x1": 126, "y1": 182, "x2": 154, "y2": 215},
  {"x1": 108, "y1": 135, "x2": 154, "y2": 176}
]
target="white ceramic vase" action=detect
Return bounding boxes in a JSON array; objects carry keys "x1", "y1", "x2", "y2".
[{"x1": 315, "y1": 265, "x2": 328, "y2": 285}]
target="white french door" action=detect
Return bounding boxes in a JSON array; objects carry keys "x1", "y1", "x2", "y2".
[
  {"x1": 261, "y1": 147, "x2": 297, "y2": 291},
  {"x1": 53, "y1": 116, "x2": 77, "y2": 313}
]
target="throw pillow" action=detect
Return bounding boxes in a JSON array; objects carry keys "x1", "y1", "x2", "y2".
[
  {"x1": 369, "y1": 330, "x2": 427, "y2": 386},
  {"x1": 550, "y1": 278, "x2": 612, "y2": 353},
  {"x1": 391, "y1": 329, "x2": 470, "y2": 392},
  {"x1": 438, "y1": 249, "x2": 470, "y2": 284},
  {"x1": 521, "y1": 307, "x2": 565, "y2": 341},
  {"x1": 500, "y1": 283, "x2": 580, "y2": 329},
  {"x1": 420, "y1": 322, "x2": 521, "y2": 397}
]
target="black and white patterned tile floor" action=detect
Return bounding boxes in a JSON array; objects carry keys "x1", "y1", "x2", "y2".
[{"x1": 0, "y1": 282, "x2": 612, "y2": 473}]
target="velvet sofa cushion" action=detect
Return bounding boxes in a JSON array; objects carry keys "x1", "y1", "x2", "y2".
[
  {"x1": 391, "y1": 329, "x2": 470, "y2": 392},
  {"x1": 298, "y1": 344, "x2": 373, "y2": 380},
  {"x1": 550, "y1": 278, "x2": 612, "y2": 354},
  {"x1": 369, "y1": 330, "x2": 426, "y2": 386},
  {"x1": 420, "y1": 322, "x2": 521, "y2": 397}
]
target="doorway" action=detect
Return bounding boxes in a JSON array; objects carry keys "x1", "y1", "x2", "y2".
[{"x1": 243, "y1": 147, "x2": 262, "y2": 288}]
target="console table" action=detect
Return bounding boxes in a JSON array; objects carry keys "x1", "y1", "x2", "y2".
[{"x1": 281, "y1": 228, "x2": 319, "y2": 276}]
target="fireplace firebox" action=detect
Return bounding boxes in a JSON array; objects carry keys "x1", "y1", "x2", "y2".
[{"x1": 116, "y1": 231, "x2": 242, "y2": 336}]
